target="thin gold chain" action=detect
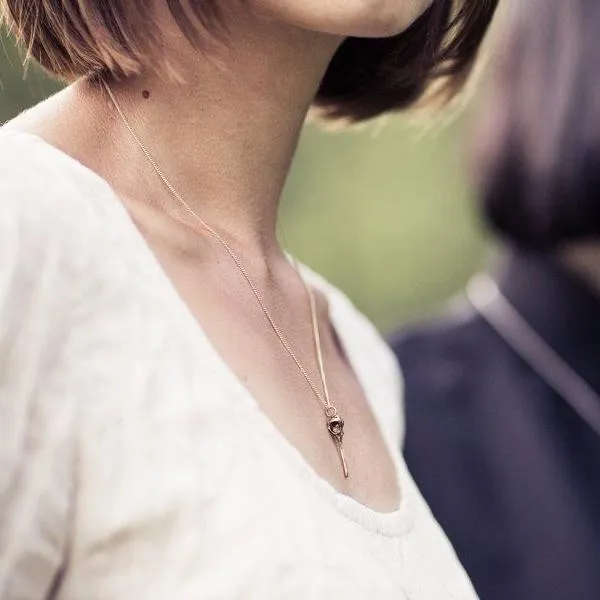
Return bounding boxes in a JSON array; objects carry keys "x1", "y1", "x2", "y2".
[{"x1": 102, "y1": 81, "x2": 336, "y2": 415}]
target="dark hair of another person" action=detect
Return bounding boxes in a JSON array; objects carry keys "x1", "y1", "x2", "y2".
[
  {"x1": 1, "y1": 0, "x2": 498, "y2": 122},
  {"x1": 474, "y1": 0, "x2": 600, "y2": 248}
]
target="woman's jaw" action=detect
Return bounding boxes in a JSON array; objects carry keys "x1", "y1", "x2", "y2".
[{"x1": 248, "y1": 0, "x2": 435, "y2": 38}]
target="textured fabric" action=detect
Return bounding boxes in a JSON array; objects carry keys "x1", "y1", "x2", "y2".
[
  {"x1": 0, "y1": 129, "x2": 475, "y2": 600},
  {"x1": 392, "y1": 250, "x2": 600, "y2": 600}
]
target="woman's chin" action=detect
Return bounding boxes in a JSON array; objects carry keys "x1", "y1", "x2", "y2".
[
  {"x1": 343, "y1": 15, "x2": 423, "y2": 38},
  {"x1": 345, "y1": 0, "x2": 435, "y2": 38},
  {"x1": 251, "y1": 0, "x2": 433, "y2": 40}
]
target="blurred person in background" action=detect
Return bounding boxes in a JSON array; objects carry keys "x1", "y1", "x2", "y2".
[
  {"x1": 393, "y1": 1, "x2": 600, "y2": 599},
  {"x1": 0, "y1": 0, "x2": 498, "y2": 598}
]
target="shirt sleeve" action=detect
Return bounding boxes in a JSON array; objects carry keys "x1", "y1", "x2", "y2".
[{"x1": 0, "y1": 163, "x2": 87, "y2": 599}]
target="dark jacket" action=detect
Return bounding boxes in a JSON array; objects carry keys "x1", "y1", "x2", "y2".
[{"x1": 391, "y1": 250, "x2": 600, "y2": 600}]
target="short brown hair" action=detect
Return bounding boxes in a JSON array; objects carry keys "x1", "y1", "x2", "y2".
[{"x1": 1, "y1": 0, "x2": 498, "y2": 121}]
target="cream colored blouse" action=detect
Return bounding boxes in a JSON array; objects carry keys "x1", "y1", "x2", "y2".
[{"x1": 0, "y1": 130, "x2": 477, "y2": 600}]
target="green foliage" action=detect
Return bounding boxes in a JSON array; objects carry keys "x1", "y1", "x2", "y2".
[
  {"x1": 0, "y1": 30, "x2": 61, "y2": 122},
  {"x1": 0, "y1": 32, "x2": 487, "y2": 333},
  {"x1": 281, "y1": 118, "x2": 487, "y2": 331}
]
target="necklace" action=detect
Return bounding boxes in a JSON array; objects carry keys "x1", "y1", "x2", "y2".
[
  {"x1": 467, "y1": 273, "x2": 600, "y2": 438},
  {"x1": 102, "y1": 81, "x2": 349, "y2": 478}
]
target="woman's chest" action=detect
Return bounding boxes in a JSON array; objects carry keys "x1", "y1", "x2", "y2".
[
  {"x1": 60, "y1": 373, "x2": 409, "y2": 599},
  {"x1": 56, "y1": 275, "x2": 474, "y2": 600}
]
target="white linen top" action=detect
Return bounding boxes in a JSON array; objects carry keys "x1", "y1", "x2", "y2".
[{"x1": 0, "y1": 130, "x2": 477, "y2": 600}]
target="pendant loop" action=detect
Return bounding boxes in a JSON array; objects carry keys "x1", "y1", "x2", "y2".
[{"x1": 325, "y1": 406, "x2": 338, "y2": 419}]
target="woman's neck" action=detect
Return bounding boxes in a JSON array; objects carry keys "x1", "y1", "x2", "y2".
[
  {"x1": 105, "y1": 16, "x2": 342, "y2": 253},
  {"x1": 23, "y1": 13, "x2": 341, "y2": 255}
]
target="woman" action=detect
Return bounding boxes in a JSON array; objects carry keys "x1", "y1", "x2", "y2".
[
  {"x1": 0, "y1": 1, "x2": 496, "y2": 598},
  {"x1": 393, "y1": 1, "x2": 600, "y2": 599}
]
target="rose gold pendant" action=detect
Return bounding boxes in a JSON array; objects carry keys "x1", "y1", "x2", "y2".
[{"x1": 327, "y1": 414, "x2": 349, "y2": 478}]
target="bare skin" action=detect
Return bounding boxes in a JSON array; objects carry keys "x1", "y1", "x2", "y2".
[{"x1": 8, "y1": 0, "x2": 433, "y2": 512}]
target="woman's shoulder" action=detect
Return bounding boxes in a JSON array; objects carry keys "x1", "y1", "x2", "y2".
[
  {"x1": 0, "y1": 134, "x2": 108, "y2": 593},
  {"x1": 0, "y1": 128, "x2": 119, "y2": 267},
  {"x1": 0, "y1": 129, "x2": 123, "y2": 314},
  {"x1": 0, "y1": 128, "x2": 110, "y2": 215}
]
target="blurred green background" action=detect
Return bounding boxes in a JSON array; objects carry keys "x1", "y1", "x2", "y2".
[{"x1": 0, "y1": 31, "x2": 488, "y2": 333}]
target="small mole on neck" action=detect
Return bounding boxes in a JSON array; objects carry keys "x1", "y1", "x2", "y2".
[{"x1": 142, "y1": 90, "x2": 151, "y2": 100}]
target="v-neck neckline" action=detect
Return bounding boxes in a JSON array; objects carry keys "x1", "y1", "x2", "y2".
[{"x1": 3, "y1": 128, "x2": 414, "y2": 536}]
